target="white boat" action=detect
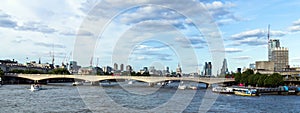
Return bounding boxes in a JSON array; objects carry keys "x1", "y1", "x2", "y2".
[
  {"x1": 188, "y1": 86, "x2": 197, "y2": 90},
  {"x1": 128, "y1": 80, "x2": 133, "y2": 84},
  {"x1": 72, "y1": 81, "x2": 83, "y2": 86},
  {"x1": 178, "y1": 84, "x2": 187, "y2": 89},
  {"x1": 212, "y1": 87, "x2": 234, "y2": 94},
  {"x1": 30, "y1": 84, "x2": 41, "y2": 91}
]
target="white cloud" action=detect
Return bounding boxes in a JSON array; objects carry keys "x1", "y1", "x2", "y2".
[
  {"x1": 225, "y1": 48, "x2": 243, "y2": 53},
  {"x1": 232, "y1": 56, "x2": 251, "y2": 60}
]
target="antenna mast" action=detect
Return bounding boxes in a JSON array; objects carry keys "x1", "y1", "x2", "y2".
[{"x1": 267, "y1": 24, "x2": 270, "y2": 41}]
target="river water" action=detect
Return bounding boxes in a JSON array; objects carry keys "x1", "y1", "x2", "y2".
[{"x1": 0, "y1": 82, "x2": 299, "y2": 113}]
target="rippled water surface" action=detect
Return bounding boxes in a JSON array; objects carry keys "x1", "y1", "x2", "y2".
[{"x1": 0, "y1": 83, "x2": 299, "y2": 113}]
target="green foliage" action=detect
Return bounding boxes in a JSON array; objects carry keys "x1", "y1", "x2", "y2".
[
  {"x1": 257, "y1": 74, "x2": 267, "y2": 87},
  {"x1": 9, "y1": 69, "x2": 45, "y2": 74},
  {"x1": 48, "y1": 68, "x2": 70, "y2": 75},
  {"x1": 135, "y1": 72, "x2": 141, "y2": 76},
  {"x1": 234, "y1": 72, "x2": 242, "y2": 83},
  {"x1": 130, "y1": 71, "x2": 136, "y2": 76},
  {"x1": 264, "y1": 73, "x2": 283, "y2": 87},
  {"x1": 142, "y1": 71, "x2": 150, "y2": 76},
  {"x1": 0, "y1": 69, "x2": 4, "y2": 75},
  {"x1": 233, "y1": 70, "x2": 283, "y2": 87},
  {"x1": 0, "y1": 69, "x2": 4, "y2": 80}
]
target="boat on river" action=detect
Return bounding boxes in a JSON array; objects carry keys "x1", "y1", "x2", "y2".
[
  {"x1": 30, "y1": 84, "x2": 41, "y2": 91},
  {"x1": 234, "y1": 88, "x2": 258, "y2": 96},
  {"x1": 212, "y1": 87, "x2": 234, "y2": 94}
]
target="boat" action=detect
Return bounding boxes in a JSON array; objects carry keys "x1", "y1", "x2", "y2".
[
  {"x1": 212, "y1": 87, "x2": 234, "y2": 94},
  {"x1": 178, "y1": 84, "x2": 187, "y2": 89},
  {"x1": 72, "y1": 81, "x2": 83, "y2": 86},
  {"x1": 188, "y1": 86, "x2": 197, "y2": 90},
  {"x1": 234, "y1": 88, "x2": 258, "y2": 96},
  {"x1": 30, "y1": 84, "x2": 41, "y2": 91},
  {"x1": 178, "y1": 81, "x2": 187, "y2": 89}
]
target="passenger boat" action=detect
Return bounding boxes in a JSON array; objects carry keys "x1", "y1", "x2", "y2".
[
  {"x1": 234, "y1": 88, "x2": 258, "y2": 96},
  {"x1": 30, "y1": 84, "x2": 41, "y2": 91},
  {"x1": 212, "y1": 87, "x2": 234, "y2": 94}
]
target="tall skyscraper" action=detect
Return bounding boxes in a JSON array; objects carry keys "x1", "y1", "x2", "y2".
[
  {"x1": 220, "y1": 59, "x2": 228, "y2": 76},
  {"x1": 114, "y1": 63, "x2": 118, "y2": 70},
  {"x1": 203, "y1": 62, "x2": 212, "y2": 76},
  {"x1": 120, "y1": 64, "x2": 124, "y2": 71},
  {"x1": 268, "y1": 39, "x2": 280, "y2": 61}
]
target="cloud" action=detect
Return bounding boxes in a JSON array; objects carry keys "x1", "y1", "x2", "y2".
[
  {"x1": 175, "y1": 37, "x2": 206, "y2": 49},
  {"x1": 225, "y1": 48, "x2": 243, "y2": 53},
  {"x1": 292, "y1": 19, "x2": 300, "y2": 25},
  {"x1": 232, "y1": 56, "x2": 251, "y2": 60},
  {"x1": 229, "y1": 37, "x2": 267, "y2": 46},
  {"x1": 289, "y1": 19, "x2": 300, "y2": 32},
  {"x1": 204, "y1": 1, "x2": 241, "y2": 25},
  {"x1": 12, "y1": 36, "x2": 30, "y2": 43},
  {"x1": 211, "y1": 48, "x2": 242, "y2": 53},
  {"x1": 16, "y1": 22, "x2": 56, "y2": 34},
  {"x1": 0, "y1": 11, "x2": 17, "y2": 28},
  {"x1": 34, "y1": 42, "x2": 66, "y2": 49},
  {"x1": 60, "y1": 30, "x2": 94, "y2": 36},
  {"x1": 231, "y1": 29, "x2": 287, "y2": 40}
]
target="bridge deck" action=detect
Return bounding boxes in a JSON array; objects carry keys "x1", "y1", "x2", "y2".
[{"x1": 4, "y1": 74, "x2": 235, "y2": 84}]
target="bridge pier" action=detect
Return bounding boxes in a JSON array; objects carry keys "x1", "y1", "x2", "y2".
[
  {"x1": 148, "y1": 83, "x2": 155, "y2": 87},
  {"x1": 91, "y1": 81, "x2": 100, "y2": 86},
  {"x1": 205, "y1": 83, "x2": 212, "y2": 89}
]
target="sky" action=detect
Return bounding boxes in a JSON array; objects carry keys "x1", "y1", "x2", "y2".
[{"x1": 1, "y1": 0, "x2": 300, "y2": 74}]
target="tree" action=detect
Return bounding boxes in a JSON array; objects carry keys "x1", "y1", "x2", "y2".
[
  {"x1": 0, "y1": 69, "x2": 4, "y2": 81},
  {"x1": 264, "y1": 73, "x2": 283, "y2": 87},
  {"x1": 48, "y1": 68, "x2": 70, "y2": 75},
  {"x1": 234, "y1": 72, "x2": 242, "y2": 83},
  {"x1": 257, "y1": 74, "x2": 267, "y2": 87},
  {"x1": 135, "y1": 72, "x2": 141, "y2": 76}
]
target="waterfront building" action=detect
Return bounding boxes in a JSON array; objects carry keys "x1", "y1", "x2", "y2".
[
  {"x1": 69, "y1": 61, "x2": 81, "y2": 74},
  {"x1": 271, "y1": 47, "x2": 289, "y2": 72},
  {"x1": 78, "y1": 66, "x2": 97, "y2": 75}
]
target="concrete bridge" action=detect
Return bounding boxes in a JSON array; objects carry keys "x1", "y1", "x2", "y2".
[{"x1": 4, "y1": 74, "x2": 235, "y2": 87}]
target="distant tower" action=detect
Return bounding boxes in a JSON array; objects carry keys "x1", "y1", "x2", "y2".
[
  {"x1": 38, "y1": 58, "x2": 41, "y2": 64},
  {"x1": 220, "y1": 59, "x2": 228, "y2": 76},
  {"x1": 120, "y1": 64, "x2": 124, "y2": 71},
  {"x1": 176, "y1": 63, "x2": 182, "y2": 76},
  {"x1": 114, "y1": 63, "x2": 118, "y2": 70},
  {"x1": 208, "y1": 62, "x2": 212, "y2": 76}
]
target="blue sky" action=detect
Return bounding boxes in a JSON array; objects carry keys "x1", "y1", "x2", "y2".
[{"x1": 1, "y1": 0, "x2": 300, "y2": 74}]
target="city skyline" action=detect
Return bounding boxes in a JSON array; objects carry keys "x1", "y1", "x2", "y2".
[{"x1": 1, "y1": 0, "x2": 300, "y2": 74}]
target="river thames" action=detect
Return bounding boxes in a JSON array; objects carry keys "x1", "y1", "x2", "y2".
[{"x1": 0, "y1": 82, "x2": 299, "y2": 113}]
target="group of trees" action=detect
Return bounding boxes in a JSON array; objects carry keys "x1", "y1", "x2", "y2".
[
  {"x1": 231, "y1": 69, "x2": 284, "y2": 87},
  {"x1": 8, "y1": 68, "x2": 71, "y2": 75},
  {"x1": 130, "y1": 71, "x2": 150, "y2": 76}
]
